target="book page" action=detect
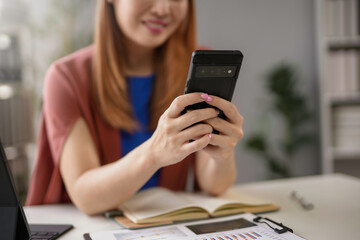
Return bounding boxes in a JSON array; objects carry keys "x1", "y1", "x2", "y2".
[
  {"x1": 177, "y1": 192, "x2": 237, "y2": 214},
  {"x1": 177, "y1": 189, "x2": 274, "y2": 215},
  {"x1": 119, "y1": 187, "x2": 206, "y2": 223},
  {"x1": 220, "y1": 189, "x2": 274, "y2": 205}
]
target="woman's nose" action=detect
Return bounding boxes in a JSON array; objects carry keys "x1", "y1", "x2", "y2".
[{"x1": 150, "y1": 0, "x2": 171, "y2": 17}]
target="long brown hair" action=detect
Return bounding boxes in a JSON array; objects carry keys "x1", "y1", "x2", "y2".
[{"x1": 92, "y1": 0, "x2": 197, "y2": 132}]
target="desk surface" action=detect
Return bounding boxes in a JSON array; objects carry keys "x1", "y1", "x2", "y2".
[{"x1": 24, "y1": 173, "x2": 360, "y2": 240}]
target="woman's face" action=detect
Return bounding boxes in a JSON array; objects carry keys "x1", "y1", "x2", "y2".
[{"x1": 112, "y1": 0, "x2": 189, "y2": 49}]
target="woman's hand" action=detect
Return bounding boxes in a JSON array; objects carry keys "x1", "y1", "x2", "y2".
[
  {"x1": 201, "y1": 93, "x2": 244, "y2": 161},
  {"x1": 194, "y1": 94, "x2": 243, "y2": 195},
  {"x1": 147, "y1": 93, "x2": 219, "y2": 168}
]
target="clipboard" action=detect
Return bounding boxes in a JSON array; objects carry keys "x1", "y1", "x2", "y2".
[
  {"x1": 83, "y1": 213, "x2": 305, "y2": 240},
  {"x1": 253, "y1": 216, "x2": 293, "y2": 234}
]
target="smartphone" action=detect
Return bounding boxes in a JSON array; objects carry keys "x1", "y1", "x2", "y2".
[{"x1": 183, "y1": 50, "x2": 243, "y2": 120}]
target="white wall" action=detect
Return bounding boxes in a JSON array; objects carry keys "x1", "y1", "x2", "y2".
[{"x1": 195, "y1": 0, "x2": 320, "y2": 183}]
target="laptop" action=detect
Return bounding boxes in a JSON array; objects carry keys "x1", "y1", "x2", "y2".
[{"x1": 0, "y1": 138, "x2": 73, "y2": 240}]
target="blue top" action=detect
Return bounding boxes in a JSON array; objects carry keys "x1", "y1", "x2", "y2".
[{"x1": 120, "y1": 74, "x2": 160, "y2": 190}]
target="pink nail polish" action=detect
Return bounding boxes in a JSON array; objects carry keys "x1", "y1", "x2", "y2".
[
  {"x1": 209, "y1": 133, "x2": 212, "y2": 139},
  {"x1": 206, "y1": 96, "x2": 213, "y2": 102},
  {"x1": 201, "y1": 93, "x2": 209, "y2": 100}
]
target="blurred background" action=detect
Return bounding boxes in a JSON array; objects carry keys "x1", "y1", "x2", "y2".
[{"x1": 0, "y1": 0, "x2": 359, "y2": 203}]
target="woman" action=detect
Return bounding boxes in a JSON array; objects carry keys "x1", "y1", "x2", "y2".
[{"x1": 26, "y1": 0, "x2": 244, "y2": 215}]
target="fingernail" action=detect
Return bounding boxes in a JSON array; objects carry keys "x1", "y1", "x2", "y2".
[
  {"x1": 206, "y1": 96, "x2": 213, "y2": 102},
  {"x1": 209, "y1": 133, "x2": 212, "y2": 139},
  {"x1": 201, "y1": 93, "x2": 209, "y2": 100}
]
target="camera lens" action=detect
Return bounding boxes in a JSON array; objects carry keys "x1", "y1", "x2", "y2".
[{"x1": 228, "y1": 70, "x2": 232, "y2": 74}]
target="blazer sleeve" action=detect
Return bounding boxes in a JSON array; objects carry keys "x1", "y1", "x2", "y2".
[
  {"x1": 26, "y1": 62, "x2": 84, "y2": 205},
  {"x1": 43, "y1": 62, "x2": 82, "y2": 165}
]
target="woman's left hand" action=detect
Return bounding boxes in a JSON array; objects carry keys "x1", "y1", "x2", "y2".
[{"x1": 200, "y1": 94, "x2": 244, "y2": 161}]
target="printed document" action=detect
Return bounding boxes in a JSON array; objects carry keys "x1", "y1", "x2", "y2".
[{"x1": 86, "y1": 213, "x2": 305, "y2": 240}]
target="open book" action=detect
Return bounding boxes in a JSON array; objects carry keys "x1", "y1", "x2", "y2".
[{"x1": 118, "y1": 187, "x2": 279, "y2": 225}]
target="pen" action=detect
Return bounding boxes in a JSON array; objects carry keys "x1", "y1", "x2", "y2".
[{"x1": 290, "y1": 191, "x2": 314, "y2": 211}]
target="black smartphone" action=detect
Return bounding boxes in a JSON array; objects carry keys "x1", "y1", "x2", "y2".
[{"x1": 183, "y1": 50, "x2": 243, "y2": 120}]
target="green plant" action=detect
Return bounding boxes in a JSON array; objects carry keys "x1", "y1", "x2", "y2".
[{"x1": 244, "y1": 62, "x2": 313, "y2": 178}]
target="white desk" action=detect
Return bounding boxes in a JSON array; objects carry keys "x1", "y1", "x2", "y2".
[{"x1": 24, "y1": 173, "x2": 360, "y2": 240}]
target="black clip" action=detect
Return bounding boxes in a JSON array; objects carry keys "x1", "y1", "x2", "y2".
[{"x1": 253, "y1": 216, "x2": 293, "y2": 234}]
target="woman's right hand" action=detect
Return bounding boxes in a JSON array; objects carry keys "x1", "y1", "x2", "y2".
[{"x1": 147, "y1": 93, "x2": 219, "y2": 168}]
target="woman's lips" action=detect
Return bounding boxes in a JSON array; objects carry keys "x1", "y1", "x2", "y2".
[{"x1": 143, "y1": 20, "x2": 167, "y2": 34}]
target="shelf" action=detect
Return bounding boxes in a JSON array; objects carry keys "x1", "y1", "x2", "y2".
[
  {"x1": 332, "y1": 147, "x2": 360, "y2": 160},
  {"x1": 325, "y1": 36, "x2": 360, "y2": 50},
  {"x1": 317, "y1": 0, "x2": 360, "y2": 174},
  {"x1": 324, "y1": 93, "x2": 360, "y2": 106}
]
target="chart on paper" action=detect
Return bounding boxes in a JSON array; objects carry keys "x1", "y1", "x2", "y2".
[
  {"x1": 191, "y1": 227, "x2": 287, "y2": 240},
  {"x1": 112, "y1": 226, "x2": 289, "y2": 240},
  {"x1": 113, "y1": 226, "x2": 187, "y2": 240},
  {"x1": 88, "y1": 214, "x2": 303, "y2": 240}
]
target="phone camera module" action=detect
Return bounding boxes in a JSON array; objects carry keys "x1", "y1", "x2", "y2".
[{"x1": 195, "y1": 66, "x2": 236, "y2": 78}]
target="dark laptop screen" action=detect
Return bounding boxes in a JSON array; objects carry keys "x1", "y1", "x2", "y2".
[
  {"x1": 0, "y1": 141, "x2": 19, "y2": 205},
  {"x1": 0, "y1": 139, "x2": 73, "y2": 240},
  {"x1": 0, "y1": 139, "x2": 31, "y2": 239}
]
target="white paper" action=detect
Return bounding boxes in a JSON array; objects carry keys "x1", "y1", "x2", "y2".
[{"x1": 88, "y1": 213, "x2": 305, "y2": 240}]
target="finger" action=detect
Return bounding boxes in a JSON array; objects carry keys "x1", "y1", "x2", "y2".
[
  {"x1": 178, "y1": 123, "x2": 213, "y2": 142},
  {"x1": 167, "y1": 93, "x2": 212, "y2": 118},
  {"x1": 174, "y1": 108, "x2": 219, "y2": 131},
  {"x1": 181, "y1": 134, "x2": 211, "y2": 154},
  {"x1": 201, "y1": 144, "x2": 219, "y2": 156},
  {"x1": 204, "y1": 117, "x2": 244, "y2": 139},
  {"x1": 208, "y1": 133, "x2": 236, "y2": 149},
  {"x1": 202, "y1": 95, "x2": 244, "y2": 125},
  {"x1": 201, "y1": 144, "x2": 234, "y2": 161}
]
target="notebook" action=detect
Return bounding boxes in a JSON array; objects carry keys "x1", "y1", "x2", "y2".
[
  {"x1": 115, "y1": 187, "x2": 279, "y2": 227},
  {"x1": 0, "y1": 138, "x2": 73, "y2": 239}
]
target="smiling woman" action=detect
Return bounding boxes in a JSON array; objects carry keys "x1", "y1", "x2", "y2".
[
  {"x1": 26, "y1": 0, "x2": 244, "y2": 216},
  {"x1": 111, "y1": 0, "x2": 188, "y2": 48},
  {"x1": 93, "y1": 0, "x2": 196, "y2": 131}
]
